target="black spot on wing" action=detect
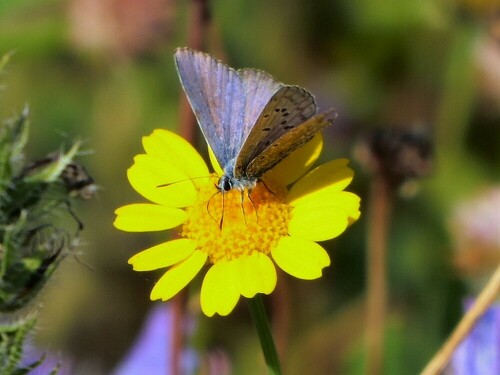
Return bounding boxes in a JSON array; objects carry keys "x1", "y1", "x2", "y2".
[
  {"x1": 245, "y1": 110, "x2": 334, "y2": 178},
  {"x1": 235, "y1": 86, "x2": 318, "y2": 177}
]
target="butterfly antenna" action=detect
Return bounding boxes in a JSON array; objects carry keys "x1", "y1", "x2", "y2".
[
  {"x1": 157, "y1": 175, "x2": 212, "y2": 188},
  {"x1": 206, "y1": 189, "x2": 222, "y2": 227}
]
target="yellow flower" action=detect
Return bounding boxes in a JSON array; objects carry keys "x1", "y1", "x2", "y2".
[{"x1": 114, "y1": 129, "x2": 360, "y2": 316}]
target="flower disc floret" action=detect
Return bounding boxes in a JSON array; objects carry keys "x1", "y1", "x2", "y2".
[{"x1": 182, "y1": 182, "x2": 290, "y2": 264}]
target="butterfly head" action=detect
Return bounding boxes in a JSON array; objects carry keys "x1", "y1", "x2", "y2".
[
  {"x1": 217, "y1": 161, "x2": 257, "y2": 193},
  {"x1": 217, "y1": 174, "x2": 258, "y2": 193},
  {"x1": 217, "y1": 174, "x2": 234, "y2": 192}
]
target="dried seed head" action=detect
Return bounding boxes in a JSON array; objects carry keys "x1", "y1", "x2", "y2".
[{"x1": 356, "y1": 128, "x2": 433, "y2": 195}]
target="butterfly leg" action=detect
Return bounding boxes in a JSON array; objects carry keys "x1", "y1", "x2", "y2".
[
  {"x1": 239, "y1": 190, "x2": 249, "y2": 227},
  {"x1": 260, "y1": 179, "x2": 276, "y2": 196},
  {"x1": 219, "y1": 192, "x2": 226, "y2": 230},
  {"x1": 246, "y1": 188, "x2": 259, "y2": 225}
]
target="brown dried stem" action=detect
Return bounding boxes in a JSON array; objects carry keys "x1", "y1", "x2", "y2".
[
  {"x1": 420, "y1": 264, "x2": 500, "y2": 375},
  {"x1": 366, "y1": 174, "x2": 393, "y2": 375},
  {"x1": 178, "y1": 0, "x2": 211, "y2": 142},
  {"x1": 171, "y1": 1, "x2": 211, "y2": 375}
]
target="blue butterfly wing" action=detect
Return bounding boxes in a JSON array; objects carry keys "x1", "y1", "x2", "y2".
[
  {"x1": 174, "y1": 48, "x2": 246, "y2": 169},
  {"x1": 239, "y1": 69, "x2": 283, "y2": 144}
]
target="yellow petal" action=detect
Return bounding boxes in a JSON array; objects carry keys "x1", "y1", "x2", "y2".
[
  {"x1": 272, "y1": 237, "x2": 330, "y2": 280},
  {"x1": 114, "y1": 204, "x2": 186, "y2": 232},
  {"x1": 238, "y1": 253, "x2": 277, "y2": 298},
  {"x1": 128, "y1": 239, "x2": 197, "y2": 271},
  {"x1": 288, "y1": 159, "x2": 354, "y2": 206},
  {"x1": 127, "y1": 154, "x2": 197, "y2": 207},
  {"x1": 200, "y1": 261, "x2": 240, "y2": 317},
  {"x1": 288, "y1": 203, "x2": 356, "y2": 242},
  {"x1": 142, "y1": 129, "x2": 209, "y2": 185},
  {"x1": 290, "y1": 185, "x2": 360, "y2": 213},
  {"x1": 288, "y1": 191, "x2": 360, "y2": 241},
  {"x1": 150, "y1": 250, "x2": 207, "y2": 301},
  {"x1": 208, "y1": 145, "x2": 223, "y2": 176},
  {"x1": 264, "y1": 133, "x2": 323, "y2": 186}
]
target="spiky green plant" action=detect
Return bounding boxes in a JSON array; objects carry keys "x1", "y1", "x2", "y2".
[{"x1": 0, "y1": 53, "x2": 95, "y2": 374}]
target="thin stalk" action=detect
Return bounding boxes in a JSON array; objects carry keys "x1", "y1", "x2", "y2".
[
  {"x1": 171, "y1": 2, "x2": 212, "y2": 374},
  {"x1": 272, "y1": 273, "x2": 291, "y2": 360},
  {"x1": 179, "y1": 0, "x2": 211, "y2": 143},
  {"x1": 248, "y1": 295, "x2": 282, "y2": 375},
  {"x1": 421, "y1": 264, "x2": 500, "y2": 375},
  {"x1": 366, "y1": 174, "x2": 392, "y2": 375},
  {"x1": 170, "y1": 291, "x2": 186, "y2": 375}
]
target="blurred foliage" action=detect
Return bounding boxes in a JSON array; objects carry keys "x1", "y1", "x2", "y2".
[
  {"x1": 0, "y1": 316, "x2": 37, "y2": 374},
  {"x1": 0, "y1": 55, "x2": 95, "y2": 372},
  {"x1": 0, "y1": 0, "x2": 499, "y2": 374}
]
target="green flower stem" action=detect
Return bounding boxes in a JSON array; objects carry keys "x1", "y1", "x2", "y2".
[{"x1": 247, "y1": 294, "x2": 282, "y2": 375}]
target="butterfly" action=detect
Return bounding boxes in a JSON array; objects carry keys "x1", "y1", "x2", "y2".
[{"x1": 174, "y1": 47, "x2": 335, "y2": 193}]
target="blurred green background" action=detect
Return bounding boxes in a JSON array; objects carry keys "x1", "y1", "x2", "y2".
[{"x1": 1, "y1": 0, "x2": 499, "y2": 374}]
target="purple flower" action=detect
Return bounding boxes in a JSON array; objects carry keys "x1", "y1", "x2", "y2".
[
  {"x1": 20, "y1": 347, "x2": 73, "y2": 375},
  {"x1": 113, "y1": 303, "x2": 198, "y2": 375},
  {"x1": 449, "y1": 299, "x2": 500, "y2": 375}
]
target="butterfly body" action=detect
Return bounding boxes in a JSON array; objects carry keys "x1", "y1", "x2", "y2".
[{"x1": 174, "y1": 47, "x2": 335, "y2": 193}]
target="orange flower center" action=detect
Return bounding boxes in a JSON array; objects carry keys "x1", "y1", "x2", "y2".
[{"x1": 182, "y1": 176, "x2": 291, "y2": 263}]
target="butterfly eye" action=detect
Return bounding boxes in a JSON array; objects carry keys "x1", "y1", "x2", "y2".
[{"x1": 219, "y1": 177, "x2": 233, "y2": 192}]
